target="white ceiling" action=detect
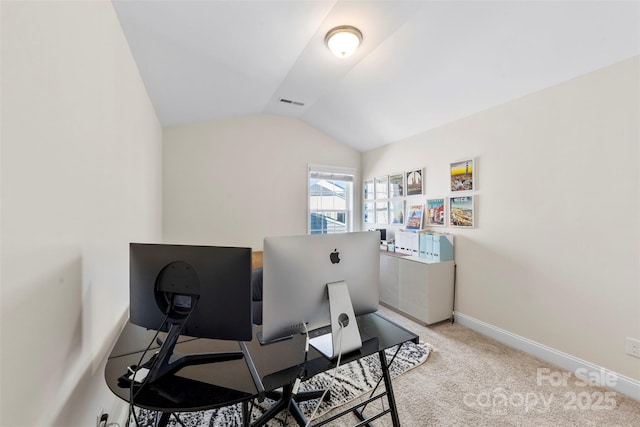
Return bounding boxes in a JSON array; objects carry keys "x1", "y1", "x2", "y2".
[{"x1": 112, "y1": 0, "x2": 640, "y2": 152}]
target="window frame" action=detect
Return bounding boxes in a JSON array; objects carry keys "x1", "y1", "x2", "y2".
[{"x1": 307, "y1": 164, "x2": 356, "y2": 235}]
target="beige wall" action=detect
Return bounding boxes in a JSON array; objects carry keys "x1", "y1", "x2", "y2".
[
  {"x1": 163, "y1": 114, "x2": 361, "y2": 249},
  {"x1": 363, "y1": 57, "x2": 640, "y2": 381},
  {"x1": 2, "y1": 2, "x2": 636, "y2": 425},
  {"x1": 1, "y1": 2, "x2": 162, "y2": 426}
]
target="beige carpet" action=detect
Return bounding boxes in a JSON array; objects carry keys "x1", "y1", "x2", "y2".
[{"x1": 313, "y1": 306, "x2": 640, "y2": 427}]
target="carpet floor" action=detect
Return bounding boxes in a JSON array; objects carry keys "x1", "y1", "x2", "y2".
[
  {"x1": 361, "y1": 306, "x2": 640, "y2": 427},
  {"x1": 132, "y1": 306, "x2": 640, "y2": 426}
]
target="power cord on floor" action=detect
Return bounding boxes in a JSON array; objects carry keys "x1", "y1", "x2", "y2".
[{"x1": 97, "y1": 414, "x2": 121, "y2": 427}]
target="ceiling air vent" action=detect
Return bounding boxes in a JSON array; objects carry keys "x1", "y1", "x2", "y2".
[{"x1": 279, "y1": 98, "x2": 305, "y2": 106}]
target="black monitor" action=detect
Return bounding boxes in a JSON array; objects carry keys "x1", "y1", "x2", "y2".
[
  {"x1": 260, "y1": 231, "x2": 380, "y2": 358},
  {"x1": 129, "y1": 243, "x2": 253, "y2": 383}
]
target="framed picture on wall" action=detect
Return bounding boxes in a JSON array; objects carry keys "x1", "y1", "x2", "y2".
[
  {"x1": 450, "y1": 159, "x2": 474, "y2": 192},
  {"x1": 389, "y1": 173, "x2": 404, "y2": 198},
  {"x1": 450, "y1": 195, "x2": 474, "y2": 228},
  {"x1": 363, "y1": 202, "x2": 374, "y2": 223},
  {"x1": 375, "y1": 201, "x2": 388, "y2": 224},
  {"x1": 389, "y1": 200, "x2": 405, "y2": 225},
  {"x1": 375, "y1": 176, "x2": 389, "y2": 199},
  {"x1": 362, "y1": 179, "x2": 376, "y2": 200},
  {"x1": 426, "y1": 198, "x2": 447, "y2": 227},
  {"x1": 363, "y1": 179, "x2": 374, "y2": 200},
  {"x1": 405, "y1": 203, "x2": 424, "y2": 230},
  {"x1": 405, "y1": 169, "x2": 424, "y2": 196}
]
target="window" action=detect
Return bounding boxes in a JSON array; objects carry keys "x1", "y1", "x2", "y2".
[{"x1": 308, "y1": 165, "x2": 355, "y2": 234}]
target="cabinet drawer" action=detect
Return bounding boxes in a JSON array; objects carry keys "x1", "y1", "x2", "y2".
[
  {"x1": 398, "y1": 259, "x2": 428, "y2": 320},
  {"x1": 379, "y1": 252, "x2": 399, "y2": 307},
  {"x1": 379, "y1": 253, "x2": 454, "y2": 325}
]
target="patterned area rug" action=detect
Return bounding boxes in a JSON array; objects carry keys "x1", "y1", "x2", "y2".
[{"x1": 132, "y1": 341, "x2": 431, "y2": 427}]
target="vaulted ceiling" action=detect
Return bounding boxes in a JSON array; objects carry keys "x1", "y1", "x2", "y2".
[{"x1": 113, "y1": 1, "x2": 640, "y2": 152}]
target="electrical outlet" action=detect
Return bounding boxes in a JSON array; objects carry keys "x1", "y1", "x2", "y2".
[
  {"x1": 96, "y1": 407, "x2": 108, "y2": 427},
  {"x1": 625, "y1": 337, "x2": 640, "y2": 358}
]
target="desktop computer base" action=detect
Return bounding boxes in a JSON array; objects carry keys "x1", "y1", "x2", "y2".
[{"x1": 309, "y1": 280, "x2": 362, "y2": 359}]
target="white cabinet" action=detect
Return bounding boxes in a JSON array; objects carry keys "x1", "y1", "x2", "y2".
[
  {"x1": 379, "y1": 252, "x2": 455, "y2": 325},
  {"x1": 379, "y1": 251, "x2": 400, "y2": 307}
]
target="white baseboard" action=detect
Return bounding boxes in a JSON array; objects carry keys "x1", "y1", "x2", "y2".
[
  {"x1": 454, "y1": 312, "x2": 640, "y2": 401},
  {"x1": 115, "y1": 400, "x2": 130, "y2": 427}
]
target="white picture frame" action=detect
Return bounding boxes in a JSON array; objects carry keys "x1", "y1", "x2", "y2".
[
  {"x1": 389, "y1": 173, "x2": 404, "y2": 198},
  {"x1": 375, "y1": 176, "x2": 389, "y2": 199},
  {"x1": 450, "y1": 159, "x2": 474, "y2": 192},
  {"x1": 389, "y1": 200, "x2": 405, "y2": 225},
  {"x1": 363, "y1": 202, "x2": 374, "y2": 223},
  {"x1": 425, "y1": 197, "x2": 447, "y2": 227},
  {"x1": 363, "y1": 179, "x2": 374, "y2": 200},
  {"x1": 405, "y1": 169, "x2": 424, "y2": 196},
  {"x1": 449, "y1": 195, "x2": 474, "y2": 228},
  {"x1": 405, "y1": 203, "x2": 424, "y2": 230},
  {"x1": 375, "y1": 201, "x2": 388, "y2": 224}
]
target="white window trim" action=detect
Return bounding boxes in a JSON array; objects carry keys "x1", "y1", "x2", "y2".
[{"x1": 308, "y1": 164, "x2": 357, "y2": 234}]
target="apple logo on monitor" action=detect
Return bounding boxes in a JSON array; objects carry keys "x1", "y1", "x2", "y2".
[{"x1": 330, "y1": 249, "x2": 340, "y2": 264}]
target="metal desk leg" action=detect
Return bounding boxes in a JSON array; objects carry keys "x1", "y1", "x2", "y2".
[
  {"x1": 379, "y1": 350, "x2": 401, "y2": 427},
  {"x1": 242, "y1": 401, "x2": 250, "y2": 427},
  {"x1": 153, "y1": 411, "x2": 171, "y2": 427}
]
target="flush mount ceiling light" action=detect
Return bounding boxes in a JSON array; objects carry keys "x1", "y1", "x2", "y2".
[{"x1": 325, "y1": 25, "x2": 363, "y2": 58}]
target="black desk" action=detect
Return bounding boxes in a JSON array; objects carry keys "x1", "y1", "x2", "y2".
[{"x1": 105, "y1": 312, "x2": 419, "y2": 427}]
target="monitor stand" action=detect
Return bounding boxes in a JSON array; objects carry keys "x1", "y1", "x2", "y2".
[
  {"x1": 134, "y1": 323, "x2": 244, "y2": 384},
  {"x1": 309, "y1": 280, "x2": 362, "y2": 359},
  {"x1": 122, "y1": 324, "x2": 266, "y2": 403},
  {"x1": 253, "y1": 281, "x2": 362, "y2": 427}
]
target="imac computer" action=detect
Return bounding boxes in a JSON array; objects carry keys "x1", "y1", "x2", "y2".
[
  {"x1": 260, "y1": 231, "x2": 380, "y2": 359},
  {"x1": 129, "y1": 243, "x2": 253, "y2": 384}
]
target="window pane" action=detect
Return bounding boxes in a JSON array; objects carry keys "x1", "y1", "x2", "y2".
[
  {"x1": 308, "y1": 167, "x2": 354, "y2": 235},
  {"x1": 309, "y1": 212, "x2": 347, "y2": 234}
]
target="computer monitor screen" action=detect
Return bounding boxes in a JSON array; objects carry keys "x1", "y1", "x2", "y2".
[
  {"x1": 261, "y1": 231, "x2": 380, "y2": 344},
  {"x1": 129, "y1": 243, "x2": 253, "y2": 341}
]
